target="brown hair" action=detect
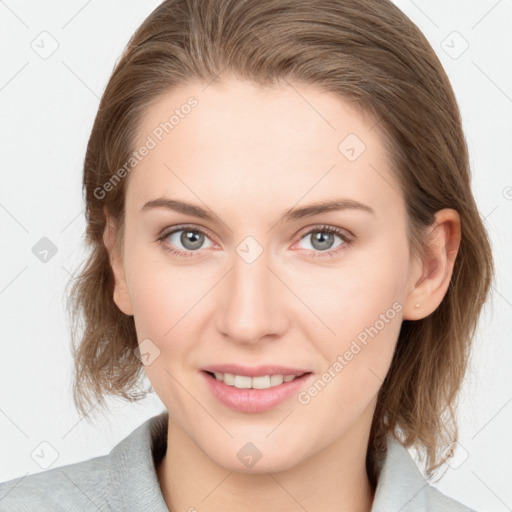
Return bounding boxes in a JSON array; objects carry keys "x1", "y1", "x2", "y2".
[{"x1": 66, "y1": 0, "x2": 494, "y2": 483}]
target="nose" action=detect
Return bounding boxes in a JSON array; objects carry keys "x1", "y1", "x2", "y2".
[{"x1": 214, "y1": 243, "x2": 290, "y2": 345}]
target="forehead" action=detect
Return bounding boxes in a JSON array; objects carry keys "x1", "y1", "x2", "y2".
[{"x1": 127, "y1": 78, "x2": 403, "y2": 221}]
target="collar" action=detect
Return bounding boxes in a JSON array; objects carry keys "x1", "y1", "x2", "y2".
[
  {"x1": 109, "y1": 411, "x2": 169, "y2": 511},
  {"x1": 371, "y1": 433, "x2": 474, "y2": 511},
  {"x1": 109, "y1": 411, "x2": 473, "y2": 511}
]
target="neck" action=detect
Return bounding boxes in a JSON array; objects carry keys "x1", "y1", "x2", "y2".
[{"x1": 157, "y1": 412, "x2": 376, "y2": 512}]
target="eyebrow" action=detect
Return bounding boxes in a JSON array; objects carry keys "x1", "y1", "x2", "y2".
[{"x1": 141, "y1": 197, "x2": 375, "y2": 222}]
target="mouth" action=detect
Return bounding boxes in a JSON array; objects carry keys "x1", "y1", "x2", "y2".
[{"x1": 200, "y1": 367, "x2": 314, "y2": 413}]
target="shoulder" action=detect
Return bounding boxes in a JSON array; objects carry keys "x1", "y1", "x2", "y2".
[
  {"x1": 422, "y1": 483, "x2": 478, "y2": 511},
  {"x1": 0, "y1": 454, "x2": 114, "y2": 512},
  {"x1": 0, "y1": 411, "x2": 169, "y2": 512},
  {"x1": 372, "y1": 435, "x2": 478, "y2": 512}
]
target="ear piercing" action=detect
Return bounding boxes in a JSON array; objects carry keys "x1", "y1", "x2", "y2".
[{"x1": 414, "y1": 303, "x2": 420, "y2": 308}]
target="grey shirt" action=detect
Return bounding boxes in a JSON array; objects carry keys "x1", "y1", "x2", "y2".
[{"x1": 0, "y1": 411, "x2": 476, "y2": 511}]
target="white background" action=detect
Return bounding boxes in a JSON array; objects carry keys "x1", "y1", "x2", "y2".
[{"x1": 1, "y1": 1, "x2": 511, "y2": 510}]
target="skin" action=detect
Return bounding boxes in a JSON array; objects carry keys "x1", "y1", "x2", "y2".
[{"x1": 103, "y1": 77, "x2": 461, "y2": 512}]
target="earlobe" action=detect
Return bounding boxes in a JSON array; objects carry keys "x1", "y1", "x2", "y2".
[
  {"x1": 102, "y1": 211, "x2": 134, "y2": 317},
  {"x1": 403, "y1": 209, "x2": 461, "y2": 320}
]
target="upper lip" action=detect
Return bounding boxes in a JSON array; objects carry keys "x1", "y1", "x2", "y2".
[{"x1": 202, "y1": 364, "x2": 311, "y2": 377}]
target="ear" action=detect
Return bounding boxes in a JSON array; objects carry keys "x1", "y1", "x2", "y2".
[
  {"x1": 102, "y1": 208, "x2": 134, "y2": 316},
  {"x1": 403, "y1": 208, "x2": 461, "y2": 320}
]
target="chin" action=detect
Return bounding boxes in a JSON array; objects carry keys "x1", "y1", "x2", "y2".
[{"x1": 200, "y1": 436, "x2": 309, "y2": 475}]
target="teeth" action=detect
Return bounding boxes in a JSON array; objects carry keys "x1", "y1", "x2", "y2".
[
  {"x1": 223, "y1": 373, "x2": 235, "y2": 386},
  {"x1": 270, "y1": 375, "x2": 284, "y2": 386},
  {"x1": 234, "y1": 375, "x2": 252, "y2": 388},
  {"x1": 253, "y1": 375, "x2": 271, "y2": 389},
  {"x1": 211, "y1": 372, "x2": 302, "y2": 389}
]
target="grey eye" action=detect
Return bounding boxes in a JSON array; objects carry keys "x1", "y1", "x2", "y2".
[
  {"x1": 166, "y1": 229, "x2": 213, "y2": 251},
  {"x1": 298, "y1": 231, "x2": 344, "y2": 252}
]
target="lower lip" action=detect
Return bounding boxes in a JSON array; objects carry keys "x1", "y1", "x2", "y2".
[{"x1": 201, "y1": 371, "x2": 313, "y2": 413}]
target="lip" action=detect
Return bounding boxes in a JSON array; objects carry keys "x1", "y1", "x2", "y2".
[
  {"x1": 201, "y1": 363, "x2": 310, "y2": 377},
  {"x1": 201, "y1": 369, "x2": 314, "y2": 413}
]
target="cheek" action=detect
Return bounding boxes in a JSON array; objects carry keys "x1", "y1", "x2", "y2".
[
  {"x1": 124, "y1": 251, "x2": 204, "y2": 401},
  {"x1": 297, "y1": 236, "x2": 408, "y2": 393},
  {"x1": 124, "y1": 245, "x2": 224, "y2": 398},
  {"x1": 305, "y1": 241, "x2": 408, "y2": 339},
  {"x1": 298, "y1": 297, "x2": 403, "y2": 433},
  {"x1": 124, "y1": 240, "x2": 211, "y2": 337}
]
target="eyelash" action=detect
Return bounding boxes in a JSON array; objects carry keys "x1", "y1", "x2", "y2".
[{"x1": 157, "y1": 224, "x2": 352, "y2": 259}]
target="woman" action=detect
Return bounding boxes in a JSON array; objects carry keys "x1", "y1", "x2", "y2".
[{"x1": 0, "y1": 0, "x2": 493, "y2": 510}]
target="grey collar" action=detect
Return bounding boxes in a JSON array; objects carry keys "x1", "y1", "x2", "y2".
[{"x1": 109, "y1": 411, "x2": 474, "y2": 511}]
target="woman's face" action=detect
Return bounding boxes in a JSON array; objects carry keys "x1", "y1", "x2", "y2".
[{"x1": 109, "y1": 77, "x2": 423, "y2": 472}]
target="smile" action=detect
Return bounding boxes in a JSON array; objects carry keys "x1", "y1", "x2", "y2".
[{"x1": 201, "y1": 370, "x2": 313, "y2": 413}]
